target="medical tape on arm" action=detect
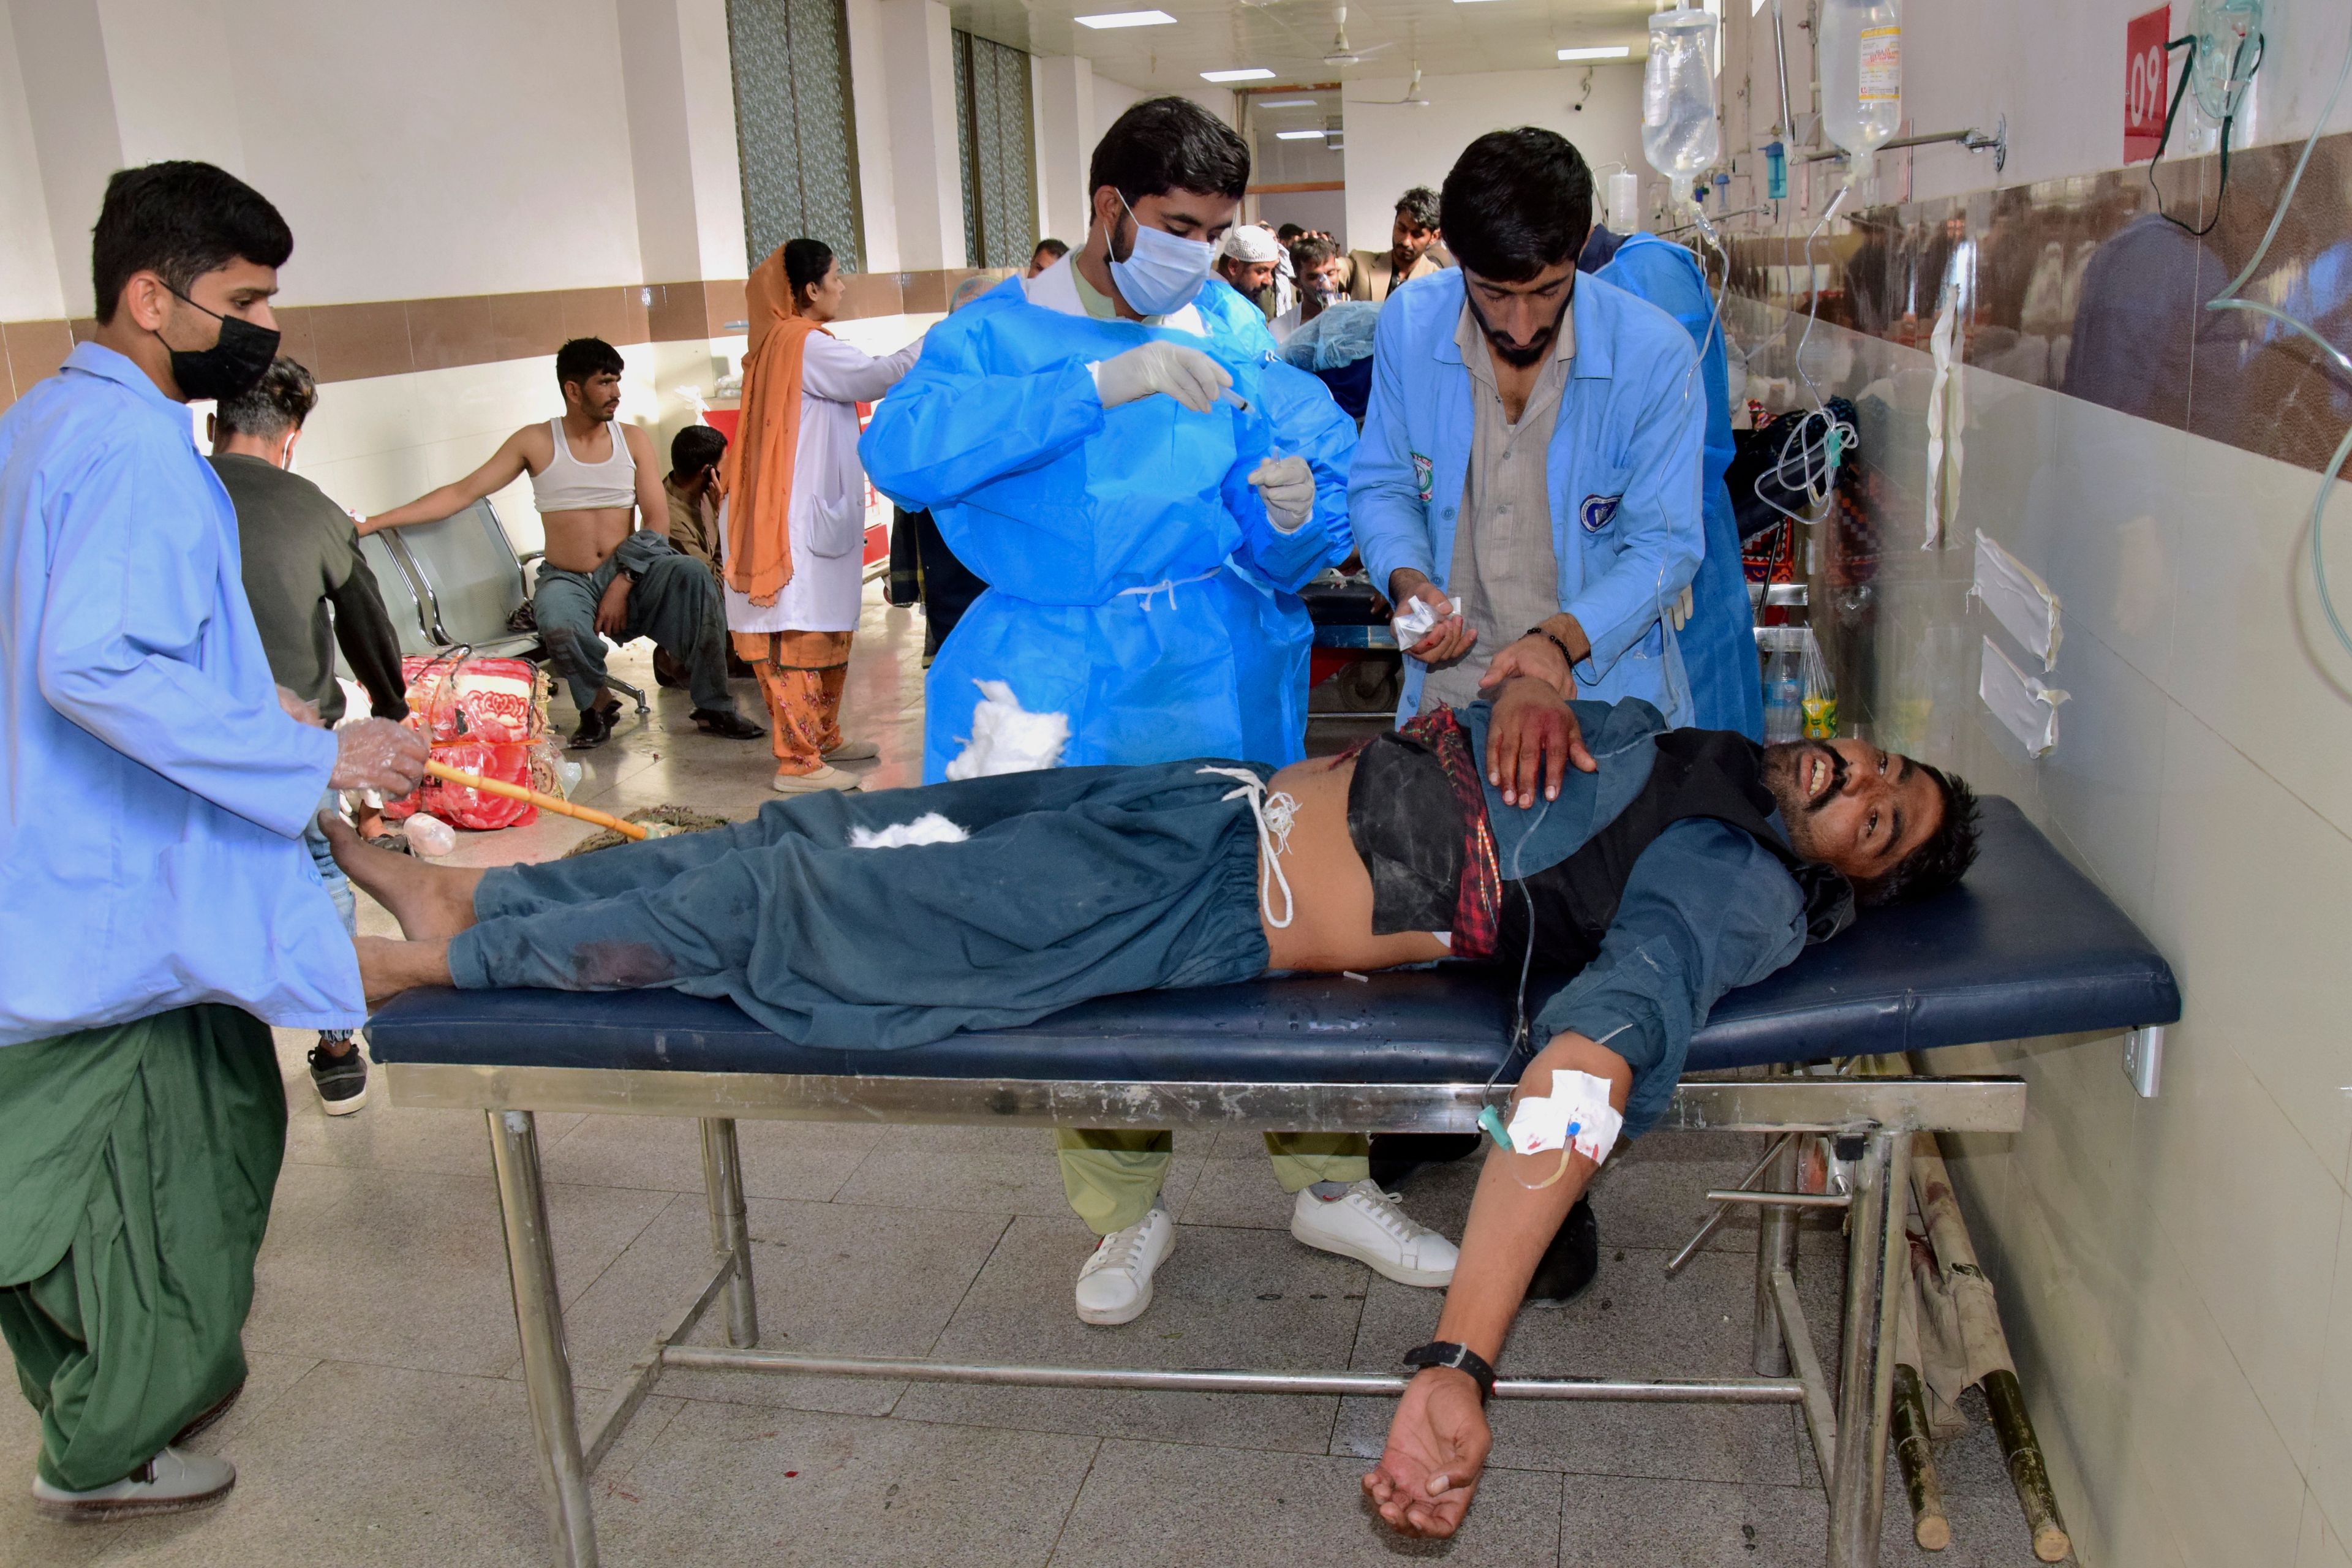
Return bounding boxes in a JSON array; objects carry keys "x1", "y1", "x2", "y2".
[{"x1": 1479, "y1": 1067, "x2": 1624, "y2": 1166}]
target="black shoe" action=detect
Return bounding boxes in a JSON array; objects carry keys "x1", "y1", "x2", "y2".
[
  {"x1": 308, "y1": 1036, "x2": 369, "y2": 1117},
  {"x1": 1368, "y1": 1132, "x2": 1485, "y2": 1190},
  {"x1": 568, "y1": 698, "x2": 621, "y2": 750},
  {"x1": 652, "y1": 650, "x2": 690, "y2": 690},
  {"x1": 691, "y1": 707, "x2": 767, "y2": 740},
  {"x1": 1524, "y1": 1196, "x2": 1600, "y2": 1306}
]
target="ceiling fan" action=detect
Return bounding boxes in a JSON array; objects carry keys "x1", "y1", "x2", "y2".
[
  {"x1": 1358, "y1": 61, "x2": 1431, "y2": 105},
  {"x1": 1322, "y1": 5, "x2": 1398, "y2": 66}
]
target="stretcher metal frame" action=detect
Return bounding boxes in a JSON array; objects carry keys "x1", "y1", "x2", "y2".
[{"x1": 385, "y1": 1058, "x2": 2027, "y2": 1568}]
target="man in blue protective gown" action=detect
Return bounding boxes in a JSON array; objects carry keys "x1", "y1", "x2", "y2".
[
  {"x1": 1583, "y1": 223, "x2": 1765, "y2": 738},
  {"x1": 1580, "y1": 227, "x2": 1768, "y2": 742},
  {"x1": 860, "y1": 96, "x2": 1357, "y2": 783},
  {"x1": 864, "y1": 97, "x2": 1449, "y2": 1328}
]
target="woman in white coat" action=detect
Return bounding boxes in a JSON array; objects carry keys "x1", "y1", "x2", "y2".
[{"x1": 720, "y1": 238, "x2": 922, "y2": 793}]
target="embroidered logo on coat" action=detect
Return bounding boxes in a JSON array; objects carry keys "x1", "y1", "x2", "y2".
[
  {"x1": 1579, "y1": 493, "x2": 1623, "y2": 532},
  {"x1": 1412, "y1": 453, "x2": 1434, "y2": 502}
]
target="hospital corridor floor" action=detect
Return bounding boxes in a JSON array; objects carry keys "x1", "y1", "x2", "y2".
[{"x1": 1, "y1": 590, "x2": 2053, "y2": 1567}]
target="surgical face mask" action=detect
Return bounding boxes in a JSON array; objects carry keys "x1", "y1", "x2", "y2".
[
  {"x1": 164, "y1": 288, "x2": 281, "y2": 402},
  {"x1": 1110, "y1": 192, "x2": 1216, "y2": 317}
]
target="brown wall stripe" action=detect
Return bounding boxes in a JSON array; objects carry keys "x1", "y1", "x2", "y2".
[{"x1": 0, "y1": 269, "x2": 997, "y2": 413}]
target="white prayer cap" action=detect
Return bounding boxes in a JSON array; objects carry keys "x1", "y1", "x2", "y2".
[{"x1": 1221, "y1": 224, "x2": 1283, "y2": 264}]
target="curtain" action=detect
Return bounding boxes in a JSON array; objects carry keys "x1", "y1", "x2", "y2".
[
  {"x1": 951, "y1": 31, "x2": 1039, "y2": 270},
  {"x1": 729, "y1": 0, "x2": 865, "y2": 273}
]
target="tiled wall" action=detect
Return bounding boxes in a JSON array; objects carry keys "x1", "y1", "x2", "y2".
[
  {"x1": 1726, "y1": 130, "x2": 2352, "y2": 1568},
  {"x1": 0, "y1": 269, "x2": 985, "y2": 415}
]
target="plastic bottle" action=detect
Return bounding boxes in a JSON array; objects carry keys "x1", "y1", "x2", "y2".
[
  {"x1": 1642, "y1": 1, "x2": 1721, "y2": 211},
  {"x1": 1819, "y1": 0, "x2": 1902, "y2": 183},
  {"x1": 1606, "y1": 168, "x2": 1641, "y2": 233}
]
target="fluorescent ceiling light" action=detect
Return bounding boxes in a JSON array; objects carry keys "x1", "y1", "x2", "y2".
[
  {"x1": 1201, "y1": 67, "x2": 1276, "y2": 81},
  {"x1": 1074, "y1": 9, "x2": 1175, "y2": 27},
  {"x1": 1556, "y1": 44, "x2": 1631, "y2": 60},
  {"x1": 1275, "y1": 129, "x2": 1327, "y2": 140},
  {"x1": 1258, "y1": 97, "x2": 1319, "y2": 108}
]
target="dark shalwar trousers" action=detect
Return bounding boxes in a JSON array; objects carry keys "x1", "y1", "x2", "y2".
[
  {"x1": 447, "y1": 761, "x2": 1273, "y2": 1050},
  {"x1": 0, "y1": 1005, "x2": 285, "y2": 1491}
]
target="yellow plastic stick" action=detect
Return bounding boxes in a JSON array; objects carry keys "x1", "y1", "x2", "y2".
[{"x1": 422, "y1": 760, "x2": 647, "y2": 840}]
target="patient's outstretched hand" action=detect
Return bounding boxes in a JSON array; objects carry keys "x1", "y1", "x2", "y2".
[
  {"x1": 1485, "y1": 676, "x2": 1597, "y2": 807},
  {"x1": 1363, "y1": 1368, "x2": 1490, "y2": 1539}
]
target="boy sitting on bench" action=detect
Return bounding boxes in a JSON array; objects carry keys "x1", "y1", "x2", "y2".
[{"x1": 335, "y1": 676, "x2": 1978, "y2": 1540}]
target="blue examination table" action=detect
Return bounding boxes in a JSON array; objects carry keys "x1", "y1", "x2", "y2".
[{"x1": 369, "y1": 797, "x2": 2177, "y2": 1567}]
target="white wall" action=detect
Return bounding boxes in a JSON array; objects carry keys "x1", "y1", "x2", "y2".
[
  {"x1": 1341, "y1": 64, "x2": 1645, "y2": 250},
  {"x1": 1092, "y1": 74, "x2": 1147, "y2": 146},
  {"x1": 0, "y1": 0, "x2": 64, "y2": 320}
]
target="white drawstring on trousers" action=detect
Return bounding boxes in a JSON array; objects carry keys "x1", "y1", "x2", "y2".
[
  {"x1": 1198, "y1": 765, "x2": 1298, "y2": 929},
  {"x1": 1115, "y1": 566, "x2": 1222, "y2": 611}
]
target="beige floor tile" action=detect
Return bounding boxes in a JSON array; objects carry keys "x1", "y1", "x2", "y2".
[
  {"x1": 539, "y1": 1112, "x2": 882, "y2": 1202},
  {"x1": 243, "y1": 1165, "x2": 669, "y2": 1379},
  {"x1": 1052, "y1": 1438, "x2": 1563, "y2": 1566},
  {"x1": 593, "y1": 1400, "x2": 1099, "y2": 1566}
]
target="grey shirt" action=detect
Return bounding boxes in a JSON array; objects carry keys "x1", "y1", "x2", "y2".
[{"x1": 1417, "y1": 300, "x2": 1578, "y2": 714}]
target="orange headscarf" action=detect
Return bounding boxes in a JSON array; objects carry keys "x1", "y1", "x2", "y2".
[{"x1": 720, "y1": 245, "x2": 831, "y2": 606}]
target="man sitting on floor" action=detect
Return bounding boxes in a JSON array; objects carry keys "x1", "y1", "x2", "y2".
[
  {"x1": 336, "y1": 676, "x2": 1978, "y2": 1536},
  {"x1": 364, "y1": 337, "x2": 763, "y2": 749}
]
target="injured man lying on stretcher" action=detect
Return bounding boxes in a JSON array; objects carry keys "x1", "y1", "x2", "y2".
[{"x1": 335, "y1": 675, "x2": 1980, "y2": 1540}]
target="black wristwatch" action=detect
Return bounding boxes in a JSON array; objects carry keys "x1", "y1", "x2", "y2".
[{"x1": 1402, "y1": 1341, "x2": 1497, "y2": 1403}]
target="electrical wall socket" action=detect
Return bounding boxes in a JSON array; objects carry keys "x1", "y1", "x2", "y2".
[{"x1": 2123, "y1": 1026, "x2": 2165, "y2": 1098}]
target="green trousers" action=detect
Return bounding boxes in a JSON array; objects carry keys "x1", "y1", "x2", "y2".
[
  {"x1": 0, "y1": 1005, "x2": 286, "y2": 1491},
  {"x1": 1055, "y1": 1130, "x2": 1370, "y2": 1235}
]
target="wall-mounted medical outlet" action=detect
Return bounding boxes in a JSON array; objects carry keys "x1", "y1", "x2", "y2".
[{"x1": 2123, "y1": 1026, "x2": 2165, "y2": 1098}]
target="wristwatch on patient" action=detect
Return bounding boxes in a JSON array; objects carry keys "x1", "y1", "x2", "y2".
[{"x1": 1402, "y1": 1341, "x2": 1497, "y2": 1403}]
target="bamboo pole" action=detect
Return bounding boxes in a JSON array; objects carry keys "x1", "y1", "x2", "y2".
[
  {"x1": 1909, "y1": 1131, "x2": 2072, "y2": 1564},
  {"x1": 424, "y1": 761, "x2": 649, "y2": 840},
  {"x1": 1892, "y1": 1363, "x2": 1951, "y2": 1550}
]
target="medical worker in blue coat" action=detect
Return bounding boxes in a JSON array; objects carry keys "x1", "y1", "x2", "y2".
[
  {"x1": 861, "y1": 96, "x2": 1356, "y2": 783},
  {"x1": 1351, "y1": 127, "x2": 1708, "y2": 730},
  {"x1": 1587, "y1": 225, "x2": 1765, "y2": 737}
]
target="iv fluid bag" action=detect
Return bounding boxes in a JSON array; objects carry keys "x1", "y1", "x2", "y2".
[
  {"x1": 1642, "y1": 4, "x2": 1720, "y2": 205},
  {"x1": 1820, "y1": 0, "x2": 1901, "y2": 159}
]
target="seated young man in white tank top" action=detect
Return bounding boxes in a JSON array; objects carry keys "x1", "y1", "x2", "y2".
[{"x1": 366, "y1": 337, "x2": 763, "y2": 748}]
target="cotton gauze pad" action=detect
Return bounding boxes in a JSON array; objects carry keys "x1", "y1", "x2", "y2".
[
  {"x1": 1392, "y1": 594, "x2": 1461, "y2": 646},
  {"x1": 1502, "y1": 1069, "x2": 1624, "y2": 1163},
  {"x1": 849, "y1": 813, "x2": 971, "y2": 849},
  {"x1": 944, "y1": 680, "x2": 1070, "y2": 780}
]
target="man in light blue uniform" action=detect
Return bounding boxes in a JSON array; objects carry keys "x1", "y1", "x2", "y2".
[
  {"x1": 1351, "y1": 128, "x2": 1708, "y2": 729},
  {"x1": 0, "y1": 162, "x2": 427, "y2": 1521},
  {"x1": 1588, "y1": 225, "x2": 1766, "y2": 738},
  {"x1": 862, "y1": 97, "x2": 1357, "y2": 782},
  {"x1": 1349, "y1": 127, "x2": 1711, "y2": 1307}
]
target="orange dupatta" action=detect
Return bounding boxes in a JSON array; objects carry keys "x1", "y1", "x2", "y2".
[{"x1": 720, "y1": 246, "x2": 832, "y2": 606}]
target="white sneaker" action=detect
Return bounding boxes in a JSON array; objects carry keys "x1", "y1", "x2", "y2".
[
  {"x1": 1290, "y1": 1181, "x2": 1459, "y2": 1287},
  {"x1": 33, "y1": 1446, "x2": 235, "y2": 1522},
  {"x1": 771, "y1": 764, "x2": 861, "y2": 794},
  {"x1": 823, "y1": 737, "x2": 880, "y2": 761},
  {"x1": 1075, "y1": 1205, "x2": 1175, "y2": 1326}
]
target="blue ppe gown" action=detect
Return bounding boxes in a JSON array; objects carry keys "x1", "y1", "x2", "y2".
[
  {"x1": 1597, "y1": 234, "x2": 1766, "y2": 740},
  {"x1": 859, "y1": 274, "x2": 1356, "y2": 780}
]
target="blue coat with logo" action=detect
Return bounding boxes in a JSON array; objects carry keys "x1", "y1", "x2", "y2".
[{"x1": 1349, "y1": 267, "x2": 1706, "y2": 724}]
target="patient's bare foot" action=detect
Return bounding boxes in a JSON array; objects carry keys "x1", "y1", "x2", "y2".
[
  {"x1": 355, "y1": 936, "x2": 454, "y2": 1006},
  {"x1": 323, "y1": 811, "x2": 484, "y2": 940}
]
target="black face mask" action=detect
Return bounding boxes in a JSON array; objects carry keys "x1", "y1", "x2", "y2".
[{"x1": 163, "y1": 289, "x2": 280, "y2": 402}]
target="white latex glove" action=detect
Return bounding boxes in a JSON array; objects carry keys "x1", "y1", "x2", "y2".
[
  {"x1": 1091, "y1": 342, "x2": 1232, "y2": 414},
  {"x1": 331, "y1": 718, "x2": 430, "y2": 796},
  {"x1": 1248, "y1": 454, "x2": 1316, "y2": 533},
  {"x1": 277, "y1": 684, "x2": 323, "y2": 728},
  {"x1": 1667, "y1": 585, "x2": 1693, "y2": 631}
]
